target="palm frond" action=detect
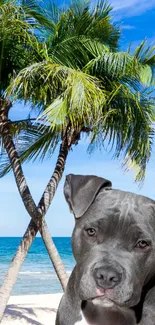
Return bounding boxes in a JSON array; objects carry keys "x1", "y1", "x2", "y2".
[
  {"x1": 7, "y1": 60, "x2": 106, "y2": 127},
  {"x1": 132, "y1": 40, "x2": 155, "y2": 85},
  {"x1": 89, "y1": 85, "x2": 155, "y2": 181},
  {"x1": 0, "y1": 118, "x2": 42, "y2": 177},
  {"x1": 84, "y1": 49, "x2": 135, "y2": 78},
  {"x1": 18, "y1": 125, "x2": 61, "y2": 162},
  {"x1": 0, "y1": 149, "x2": 11, "y2": 177},
  {"x1": 70, "y1": 0, "x2": 90, "y2": 15},
  {"x1": 2, "y1": 0, "x2": 155, "y2": 185},
  {"x1": 10, "y1": 118, "x2": 37, "y2": 136},
  {"x1": 0, "y1": 0, "x2": 6, "y2": 6},
  {"x1": 21, "y1": 0, "x2": 58, "y2": 31},
  {"x1": 0, "y1": 0, "x2": 41, "y2": 92},
  {"x1": 0, "y1": 123, "x2": 62, "y2": 177},
  {"x1": 83, "y1": 40, "x2": 155, "y2": 87}
]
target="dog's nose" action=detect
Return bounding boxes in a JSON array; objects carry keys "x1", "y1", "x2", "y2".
[{"x1": 93, "y1": 266, "x2": 122, "y2": 289}]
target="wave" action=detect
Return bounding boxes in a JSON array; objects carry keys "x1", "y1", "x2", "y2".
[
  {"x1": 19, "y1": 271, "x2": 42, "y2": 275},
  {"x1": 18, "y1": 270, "x2": 72, "y2": 278}
]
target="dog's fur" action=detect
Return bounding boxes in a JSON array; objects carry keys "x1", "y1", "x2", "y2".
[{"x1": 56, "y1": 174, "x2": 155, "y2": 325}]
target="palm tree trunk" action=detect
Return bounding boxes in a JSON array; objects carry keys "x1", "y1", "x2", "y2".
[
  {"x1": 38, "y1": 139, "x2": 70, "y2": 290},
  {"x1": 0, "y1": 115, "x2": 70, "y2": 320},
  {"x1": 40, "y1": 220, "x2": 68, "y2": 289},
  {"x1": 2, "y1": 129, "x2": 69, "y2": 283},
  {"x1": 0, "y1": 221, "x2": 68, "y2": 321},
  {"x1": 0, "y1": 219, "x2": 38, "y2": 320}
]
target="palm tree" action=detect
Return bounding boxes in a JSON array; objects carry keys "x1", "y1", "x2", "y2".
[
  {"x1": 0, "y1": 0, "x2": 155, "y2": 320},
  {"x1": 0, "y1": 1, "x2": 68, "y2": 319},
  {"x1": 8, "y1": 0, "x2": 155, "y2": 180}
]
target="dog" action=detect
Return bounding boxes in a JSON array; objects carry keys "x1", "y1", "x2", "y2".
[{"x1": 56, "y1": 174, "x2": 155, "y2": 325}]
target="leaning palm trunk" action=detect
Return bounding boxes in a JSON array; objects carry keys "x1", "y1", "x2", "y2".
[
  {"x1": 0, "y1": 219, "x2": 38, "y2": 319},
  {"x1": 40, "y1": 220, "x2": 68, "y2": 286},
  {"x1": 0, "y1": 135, "x2": 69, "y2": 320},
  {"x1": 0, "y1": 101, "x2": 69, "y2": 320},
  {"x1": 0, "y1": 222, "x2": 67, "y2": 321},
  {"x1": 2, "y1": 128, "x2": 69, "y2": 287}
]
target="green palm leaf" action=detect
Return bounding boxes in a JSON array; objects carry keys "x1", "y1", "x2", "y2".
[
  {"x1": 0, "y1": 122, "x2": 61, "y2": 177},
  {"x1": 2, "y1": 0, "x2": 155, "y2": 183},
  {"x1": 8, "y1": 60, "x2": 106, "y2": 126}
]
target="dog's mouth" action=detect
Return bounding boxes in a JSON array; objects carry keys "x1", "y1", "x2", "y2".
[
  {"x1": 90, "y1": 295, "x2": 136, "y2": 309},
  {"x1": 90, "y1": 295, "x2": 133, "y2": 309},
  {"x1": 88, "y1": 288, "x2": 116, "y2": 307},
  {"x1": 91, "y1": 296, "x2": 115, "y2": 307},
  {"x1": 89, "y1": 288, "x2": 133, "y2": 308}
]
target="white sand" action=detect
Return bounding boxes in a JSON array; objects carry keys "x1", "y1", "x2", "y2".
[{"x1": 2, "y1": 293, "x2": 63, "y2": 325}]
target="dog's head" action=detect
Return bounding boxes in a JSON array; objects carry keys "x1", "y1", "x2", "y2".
[{"x1": 64, "y1": 174, "x2": 155, "y2": 309}]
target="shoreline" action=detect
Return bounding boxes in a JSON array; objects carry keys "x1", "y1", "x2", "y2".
[{"x1": 2, "y1": 293, "x2": 63, "y2": 324}]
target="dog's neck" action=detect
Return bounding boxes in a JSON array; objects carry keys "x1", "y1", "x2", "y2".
[
  {"x1": 131, "y1": 273, "x2": 155, "y2": 323},
  {"x1": 80, "y1": 300, "x2": 136, "y2": 325}
]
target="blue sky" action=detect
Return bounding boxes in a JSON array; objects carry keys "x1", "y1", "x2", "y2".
[{"x1": 1, "y1": 0, "x2": 155, "y2": 237}]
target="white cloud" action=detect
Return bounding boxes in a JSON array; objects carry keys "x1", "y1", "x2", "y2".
[
  {"x1": 121, "y1": 24, "x2": 135, "y2": 30},
  {"x1": 110, "y1": 0, "x2": 155, "y2": 17}
]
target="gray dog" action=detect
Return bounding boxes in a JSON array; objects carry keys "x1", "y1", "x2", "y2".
[{"x1": 56, "y1": 174, "x2": 155, "y2": 325}]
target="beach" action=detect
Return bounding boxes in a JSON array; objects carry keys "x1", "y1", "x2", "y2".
[
  {"x1": 2, "y1": 293, "x2": 63, "y2": 325},
  {"x1": 0, "y1": 237, "x2": 74, "y2": 296},
  {"x1": 0, "y1": 238, "x2": 73, "y2": 324}
]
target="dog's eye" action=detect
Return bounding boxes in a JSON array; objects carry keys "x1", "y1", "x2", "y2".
[
  {"x1": 135, "y1": 240, "x2": 150, "y2": 249},
  {"x1": 86, "y1": 228, "x2": 96, "y2": 236}
]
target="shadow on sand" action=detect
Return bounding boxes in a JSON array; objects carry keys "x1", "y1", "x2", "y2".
[{"x1": 4, "y1": 304, "x2": 57, "y2": 325}]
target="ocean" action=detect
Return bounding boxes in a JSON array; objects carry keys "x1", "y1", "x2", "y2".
[{"x1": 0, "y1": 237, "x2": 75, "y2": 296}]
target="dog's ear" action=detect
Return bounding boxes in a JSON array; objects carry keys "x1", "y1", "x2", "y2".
[{"x1": 64, "y1": 174, "x2": 112, "y2": 218}]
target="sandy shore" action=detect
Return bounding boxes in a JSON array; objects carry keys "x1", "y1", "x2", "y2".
[{"x1": 2, "y1": 293, "x2": 63, "y2": 325}]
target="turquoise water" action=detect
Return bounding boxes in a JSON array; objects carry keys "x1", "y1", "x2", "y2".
[{"x1": 0, "y1": 237, "x2": 75, "y2": 295}]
